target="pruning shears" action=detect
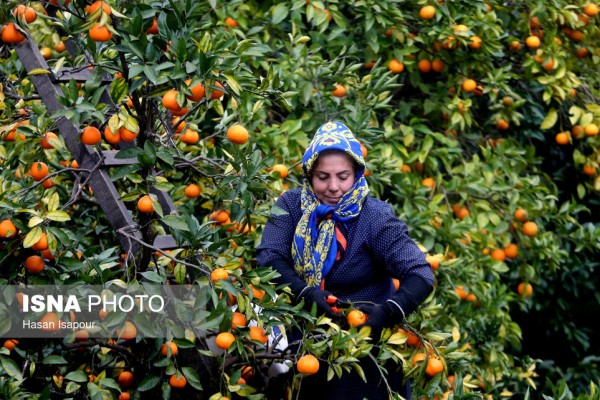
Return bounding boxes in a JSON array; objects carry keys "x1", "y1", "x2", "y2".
[{"x1": 326, "y1": 295, "x2": 350, "y2": 314}]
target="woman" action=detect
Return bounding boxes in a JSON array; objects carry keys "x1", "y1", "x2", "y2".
[{"x1": 257, "y1": 121, "x2": 434, "y2": 399}]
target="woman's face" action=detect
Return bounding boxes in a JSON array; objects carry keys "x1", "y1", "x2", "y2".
[{"x1": 310, "y1": 152, "x2": 356, "y2": 206}]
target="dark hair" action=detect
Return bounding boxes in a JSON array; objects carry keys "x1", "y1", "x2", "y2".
[{"x1": 309, "y1": 149, "x2": 360, "y2": 178}]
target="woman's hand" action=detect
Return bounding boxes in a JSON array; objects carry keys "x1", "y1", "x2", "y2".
[
  {"x1": 357, "y1": 303, "x2": 402, "y2": 340},
  {"x1": 301, "y1": 288, "x2": 341, "y2": 318}
]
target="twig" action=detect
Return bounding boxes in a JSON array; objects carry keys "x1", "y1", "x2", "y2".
[{"x1": 115, "y1": 227, "x2": 211, "y2": 275}]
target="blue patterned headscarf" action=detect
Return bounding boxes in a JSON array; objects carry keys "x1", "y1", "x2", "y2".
[{"x1": 291, "y1": 121, "x2": 370, "y2": 287}]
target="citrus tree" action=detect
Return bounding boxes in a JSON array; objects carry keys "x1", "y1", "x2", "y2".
[{"x1": 1, "y1": 0, "x2": 599, "y2": 399}]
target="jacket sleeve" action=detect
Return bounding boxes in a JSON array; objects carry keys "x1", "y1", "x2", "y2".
[
  {"x1": 370, "y1": 201, "x2": 435, "y2": 316},
  {"x1": 256, "y1": 191, "x2": 308, "y2": 296}
]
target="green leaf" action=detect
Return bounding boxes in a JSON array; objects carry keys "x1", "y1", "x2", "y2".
[
  {"x1": 23, "y1": 226, "x2": 43, "y2": 248},
  {"x1": 28, "y1": 216, "x2": 45, "y2": 228},
  {"x1": 48, "y1": 192, "x2": 60, "y2": 211},
  {"x1": 271, "y1": 3, "x2": 289, "y2": 24},
  {"x1": 46, "y1": 211, "x2": 71, "y2": 222},
  {"x1": 182, "y1": 367, "x2": 203, "y2": 390},
  {"x1": 65, "y1": 370, "x2": 89, "y2": 383},
  {"x1": 115, "y1": 147, "x2": 143, "y2": 159},
  {"x1": 28, "y1": 68, "x2": 51, "y2": 75},
  {"x1": 140, "y1": 271, "x2": 164, "y2": 283},
  {"x1": 174, "y1": 264, "x2": 186, "y2": 284},
  {"x1": 540, "y1": 109, "x2": 558, "y2": 130},
  {"x1": 65, "y1": 382, "x2": 81, "y2": 394},
  {"x1": 137, "y1": 375, "x2": 161, "y2": 391},
  {"x1": 162, "y1": 215, "x2": 190, "y2": 231},
  {"x1": 223, "y1": 74, "x2": 241, "y2": 95},
  {"x1": 1, "y1": 356, "x2": 23, "y2": 380},
  {"x1": 42, "y1": 355, "x2": 68, "y2": 364}
]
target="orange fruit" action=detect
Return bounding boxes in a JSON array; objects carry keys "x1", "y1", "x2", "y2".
[
  {"x1": 419, "y1": 5, "x2": 436, "y2": 20},
  {"x1": 137, "y1": 195, "x2": 154, "y2": 214},
  {"x1": 249, "y1": 326, "x2": 268, "y2": 344},
  {"x1": 496, "y1": 118, "x2": 509, "y2": 130},
  {"x1": 40, "y1": 132, "x2": 58, "y2": 149},
  {"x1": 184, "y1": 183, "x2": 201, "y2": 198},
  {"x1": 490, "y1": 248, "x2": 506, "y2": 262},
  {"x1": 583, "y1": 164, "x2": 596, "y2": 176},
  {"x1": 118, "y1": 126, "x2": 138, "y2": 142},
  {"x1": 3, "y1": 339, "x2": 19, "y2": 351},
  {"x1": 462, "y1": 79, "x2": 477, "y2": 92},
  {"x1": 360, "y1": 142, "x2": 368, "y2": 158},
  {"x1": 215, "y1": 332, "x2": 236, "y2": 350},
  {"x1": 210, "y1": 268, "x2": 229, "y2": 283},
  {"x1": 161, "y1": 341, "x2": 179, "y2": 357},
  {"x1": 225, "y1": 17, "x2": 239, "y2": 28},
  {"x1": 576, "y1": 47, "x2": 588, "y2": 58},
  {"x1": 249, "y1": 284, "x2": 265, "y2": 300},
  {"x1": 514, "y1": 208, "x2": 528, "y2": 222},
  {"x1": 412, "y1": 352, "x2": 427, "y2": 364},
  {"x1": 185, "y1": 79, "x2": 205, "y2": 102},
  {"x1": 346, "y1": 309, "x2": 367, "y2": 327},
  {"x1": 504, "y1": 243, "x2": 519, "y2": 259},
  {"x1": 227, "y1": 124, "x2": 249, "y2": 144},
  {"x1": 421, "y1": 177, "x2": 435, "y2": 190},
  {"x1": 54, "y1": 41, "x2": 66, "y2": 52},
  {"x1": 169, "y1": 374, "x2": 187, "y2": 388},
  {"x1": 40, "y1": 47, "x2": 52, "y2": 60},
  {"x1": 522, "y1": 221, "x2": 538, "y2": 237},
  {"x1": 209, "y1": 81, "x2": 225, "y2": 100},
  {"x1": 331, "y1": 84, "x2": 347, "y2": 98},
  {"x1": 147, "y1": 18, "x2": 159, "y2": 35},
  {"x1": 509, "y1": 40, "x2": 521, "y2": 51},
  {"x1": 210, "y1": 210, "x2": 230, "y2": 224},
  {"x1": 118, "y1": 371, "x2": 134, "y2": 388},
  {"x1": 13, "y1": 5, "x2": 37, "y2": 23},
  {"x1": 398, "y1": 328, "x2": 419, "y2": 347},
  {"x1": 584, "y1": 3, "x2": 599, "y2": 16},
  {"x1": 31, "y1": 232, "x2": 48, "y2": 251},
  {"x1": 231, "y1": 312, "x2": 247, "y2": 329},
  {"x1": 180, "y1": 129, "x2": 199, "y2": 145},
  {"x1": 104, "y1": 126, "x2": 121, "y2": 145},
  {"x1": 118, "y1": 393, "x2": 130, "y2": 400},
  {"x1": 87, "y1": 1, "x2": 111, "y2": 16},
  {"x1": 25, "y1": 255, "x2": 45, "y2": 274},
  {"x1": 81, "y1": 126, "x2": 102, "y2": 146},
  {"x1": 426, "y1": 357, "x2": 444, "y2": 376},
  {"x1": 170, "y1": 106, "x2": 189, "y2": 116},
  {"x1": 426, "y1": 255, "x2": 440, "y2": 270},
  {"x1": 555, "y1": 132, "x2": 570, "y2": 145},
  {"x1": 572, "y1": 125, "x2": 585, "y2": 138},
  {"x1": 162, "y1": 90, "x2": 182, "y2": 111},
  {"x1": 271, "y1": 164, "x2": 289, "y2": 179},
  {"x1": 388, "y1": 59, "x2": 405, "y2": 74},
  {"x1": 455, "y1": 286, "x2": 468, "y2": 300},
  {"x1": 115, "y1": 321, "x2": 137, "y2": 341},
  {"x1": 241, "y1": 366, "x2": 254, "y2": 380},
  {"x1": 469, "y1": 36, "x2": 482, "y2": 49},
  {"x1": 39, "y1": 312, "x2": 60, "y2": 331},
  {"x1": 456, "y1": 207, "x2": 470, "y2": 220},
  {"x1": 525, "y1": 36, "x2": 541, "y2": 48},
  {"x1": 418, "y1": 59, "x2": 431, "y2": 73},
  {"x1": 431, "y1": 59, "x2": 445, "y2": 72},
  {"x1": 1, "y1": 23, "x2": 26, "y2": 44},
  {"x1": 41, "y1": 178, "x2": 55, "y2": 189},
  {"x1": 0, "y1": 219, "x2": 17, "y2": 239},
  {"x1": 518, "y1": 282, "x2": 533, "y2": 297},
  {"x1": 98, "y1": 309, "x2": 108, "y2": 320},
  {"x1": 172, "y1": 116, "x2": 187, "y2": 133},
  {"x1": 296, "y1": 354, "x2": 320, "y2": 375},
  {"x1": 584, "y1": 123, "x2": 599, "y2": 136},
  {"x1": 89, "y1": 23, "x2": 113, "y2": 42},
  {"x1": 29, "y1": 162, "x2": 49, "y2": 181}
]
